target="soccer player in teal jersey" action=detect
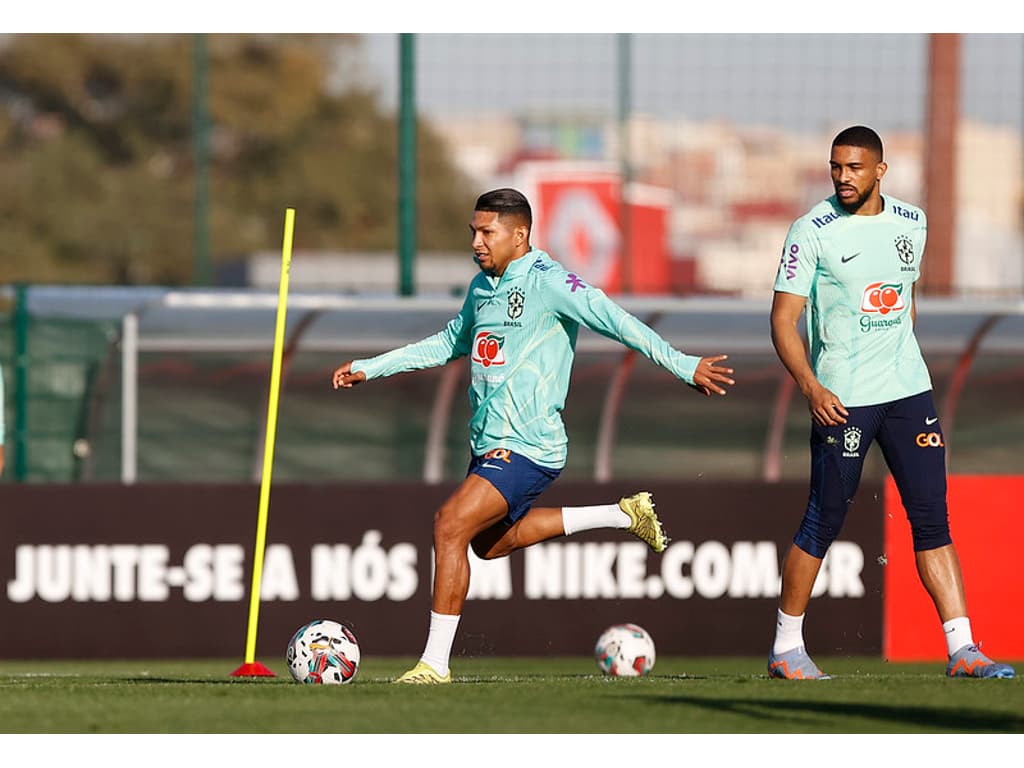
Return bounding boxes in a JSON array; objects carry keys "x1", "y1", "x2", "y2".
[
  {"x1": 768, "y1": 126, "x2": 1014, "y2": 680},
  {"x1": 333, "y1": 188, "x2": 736, "y2": 683}
]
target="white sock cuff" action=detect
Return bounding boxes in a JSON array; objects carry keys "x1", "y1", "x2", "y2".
[
  {"x1": 562, "y1": 503, "x2": 629, "y2": 536},
  {"x1": 421, "y1": 611, "x2": 461, "y2": 677},
  {"x1": 942, "y1": 616, "x2": 973, "y2": 656},
  {"x1": 429, "y1": 610, "x2": 461, "y2": 626},
  {"x1": 773, "y1": 609, "x2": 806, "y2": 655},
  {"x1": 777, "y1": 609, "x2": 805, "y2": 627}
]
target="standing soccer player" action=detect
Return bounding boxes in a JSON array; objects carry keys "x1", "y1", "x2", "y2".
[
  {"x1": 767, "y1": 125, "x2": 1014, "y2": 680},
  {"x1": 333, "y1": 187, "x2": 736, "y2": 683}
]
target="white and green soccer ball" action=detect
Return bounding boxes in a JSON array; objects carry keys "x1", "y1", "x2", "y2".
[
  {"x1": 594, "y1": 623, "x2": 656, "y2": 677},
  {"x1": 286, "y1": 619, "x2": 361, "y2": 685}
]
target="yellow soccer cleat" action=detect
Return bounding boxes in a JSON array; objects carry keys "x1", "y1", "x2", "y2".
[
  {"x1": 619, "y1": 491, "x2": 669, "y2": 553},
  {"x1": 394, "y1": 660, "x2": 452, "y2": 685}
]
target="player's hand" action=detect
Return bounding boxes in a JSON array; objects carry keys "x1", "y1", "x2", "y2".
[
  {"x1": 689, "y1": 354, "x2": 735, "y2": 397},
  {"x1": 806, "y1": 384, "x2": 848, "y2": 426},
  {"x1": 332, "y1": 361, "x2": 366, "y2": 390}
]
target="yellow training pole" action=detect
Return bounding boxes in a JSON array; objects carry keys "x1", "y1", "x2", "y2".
[{"x1": 231, "y1": 208, "x2": 295, "y2": 677}]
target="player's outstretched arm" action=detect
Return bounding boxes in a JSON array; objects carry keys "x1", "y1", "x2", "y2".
[
  {"x1": 332, "y1": 360, "x2": 368, "y2": 390},
  {"x1": 689, "y1": 354, "x2": 735, "y2": 396}
]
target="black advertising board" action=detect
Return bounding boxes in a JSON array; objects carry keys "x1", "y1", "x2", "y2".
[{"x1": 0, "y1": 481, "x2": 884, "y2": 659}]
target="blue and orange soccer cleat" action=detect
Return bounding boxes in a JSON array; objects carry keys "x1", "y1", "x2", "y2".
[
  {"x1": 946, "y1": 643, "x2": 1015, "y2": 678},
  {"x1": 767, "y1": 646, "x2": 831, "y2": 680}
]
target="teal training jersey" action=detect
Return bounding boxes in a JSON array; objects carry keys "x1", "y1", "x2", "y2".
[
  {"x1": 352, "y1": 248, "x2": 702, "y2": 469},
  {"x1": 773, "y1": 194, "x2": 932, "y2": 407}
]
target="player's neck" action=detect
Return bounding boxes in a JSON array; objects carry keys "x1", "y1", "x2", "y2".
[
  {"x1": 848, "y1": 193, "x2": 884, "y2": 217},
  {"x1": 495, "y1": 247, "x2": 532, "y2": 277}
]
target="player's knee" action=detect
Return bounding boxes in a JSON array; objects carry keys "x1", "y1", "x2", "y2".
[
  {"x1": 793, "y1": 530, "x2": 831, "y2": 559},
  {"x1": 905, "y1": 500, "x2": 950, "y2": 551},
  {"x1": 432, "y1": 501, "x2": 469, "y2": 545},
  {"x1": 794, "y1": 501, "x2": 846, "y2": 558},
  {"x1": 910, "y1": 520, "x2": 952, "y2": 551}
]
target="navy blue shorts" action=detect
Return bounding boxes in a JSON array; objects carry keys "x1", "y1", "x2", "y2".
[
  {"x1": 794, "y1": 390, "x2": 951, "y2": 557},
  {"x1": 467, "y1": 449, "x2": 562, "y2": 524}
]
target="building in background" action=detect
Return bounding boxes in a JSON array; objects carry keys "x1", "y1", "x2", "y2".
[{"x1": 351, "y1": 33, "x2": 1023, "y2": 299}]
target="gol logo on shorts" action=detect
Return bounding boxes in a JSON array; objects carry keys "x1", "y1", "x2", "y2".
[
  {"x1": 483, "y1": 448, "x2": 513, "y2": 463},
  {"x1": 915, "y1": 432, "x2": 944, "y2": 448}
]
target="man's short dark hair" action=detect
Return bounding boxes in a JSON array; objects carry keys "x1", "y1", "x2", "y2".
[
  {"x1": 832, "y1": 125, "x2": 884, "y2": 161},
  {"x1": 475, "y1": 188, "x2": 532, "y2": 229}
]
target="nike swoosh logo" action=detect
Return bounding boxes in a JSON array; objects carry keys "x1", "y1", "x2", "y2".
[
  {"x1": 926, "y1": 417, "x2": 938, "y2": 425},
  {"x1": 480, "y1": 462, "x2": 504, "y2": 471},
  {"x1": 841, "y1": 252, "x2": 861, "y2": 263}
]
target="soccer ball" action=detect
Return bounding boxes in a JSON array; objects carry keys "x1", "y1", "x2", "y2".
[
  {"x1": 286, "y1": 619, "x2": 361, "y2": 685},
  {"x1": 594, "y1": 623, "x2": 656, "y2": 677}
]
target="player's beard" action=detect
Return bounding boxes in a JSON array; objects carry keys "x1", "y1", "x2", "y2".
[
  {"x1": 835, "y1": 179, "x2": 877, "y2": 214},
  {"x1": 473, "y1": 255, "x2": 498, "y2": 277}
]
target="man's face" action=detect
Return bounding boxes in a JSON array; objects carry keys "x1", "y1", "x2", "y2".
[
  {"x1": 470, "y1": 210, "x2": 526, "y2": 277},
  {"x1": 830, "y1": 144, "x2": 887, "y2": 213}
]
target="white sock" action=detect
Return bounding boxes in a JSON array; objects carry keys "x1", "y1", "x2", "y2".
[
  {"x1": 561, "y1": 503, "x2": 629, "y2": 536},
  {"x1": 773, "y1": 609, "x2": 805, "y2": 655},
  {"x1": 420, "y1": 610, "x2": 460, "y2": 676},
  {"x1": 943, "y1": 616, "x2": 974, "y2": 656}
]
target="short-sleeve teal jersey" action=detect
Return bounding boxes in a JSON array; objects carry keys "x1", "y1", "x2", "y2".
[
  {"x1": 352, "y1": 249, "x2": 701, "y2": 469},
  {"x1": 773, "y1": 194, "x2": 932, "y2": 407}
]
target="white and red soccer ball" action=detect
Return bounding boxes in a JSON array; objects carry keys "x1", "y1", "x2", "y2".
[
  {"x1": 286, "y1": 619, "x2": 361, "y2": 685},
  {"x1": 594, "y1": 623, "x2": 656, "y2": 677}
]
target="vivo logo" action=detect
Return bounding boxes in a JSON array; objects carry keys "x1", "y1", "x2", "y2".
[{"x1": 784, "y1": 245, "x2": 799, "y2": 280}]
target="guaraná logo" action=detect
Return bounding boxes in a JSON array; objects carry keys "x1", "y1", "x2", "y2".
[
  {"x1": 860, "y1": 281, "x2": 905, "y2": 315},
  {"x1": 472, "y1": 331, "x2": 506, "y2": 367}
]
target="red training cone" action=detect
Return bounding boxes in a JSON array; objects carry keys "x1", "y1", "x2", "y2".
[{"x1": 230, "y1": 661, "x2": 276, "y2": 677}]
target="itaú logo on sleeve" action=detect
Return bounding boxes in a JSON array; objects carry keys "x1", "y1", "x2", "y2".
[
  {"x1": 860, "y1": 282, "x2": 905, "y2": 315},
  {"x1": 472, "y1": 331, "x2": 506, "y2": 367}
]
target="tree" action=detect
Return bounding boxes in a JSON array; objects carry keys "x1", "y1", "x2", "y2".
[{"x1": 0, "y1": 33, "x2": 475, "y2": 285}]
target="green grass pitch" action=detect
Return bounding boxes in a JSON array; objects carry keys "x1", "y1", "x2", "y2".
[{"x1": 1, "y1": 655, "x2": 1020, "y2": 739}]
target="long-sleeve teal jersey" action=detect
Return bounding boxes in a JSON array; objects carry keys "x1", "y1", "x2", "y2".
[{"x1": 352, "y1": 249, "x2": 702, "y2": 469}]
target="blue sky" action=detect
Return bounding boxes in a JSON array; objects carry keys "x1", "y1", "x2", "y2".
[
  {"x1": 354, "y1": 33, "x2": 1022, "y2": 135},
  {"x1": 6, "y1": 4, "x2": 1021, "y2": 135}
]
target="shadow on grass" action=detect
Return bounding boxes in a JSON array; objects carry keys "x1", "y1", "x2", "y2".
[{"x1": 655, "y1": 694, "x2": 1023, "y2": 732}]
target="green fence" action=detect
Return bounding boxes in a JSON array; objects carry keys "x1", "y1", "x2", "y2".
[
  {"x1": 4, "y1": 287, "x2": 1023, "y2": 484},
  {"x1": 1, "y1": 303, "x2": 118, "y2": 482}
]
